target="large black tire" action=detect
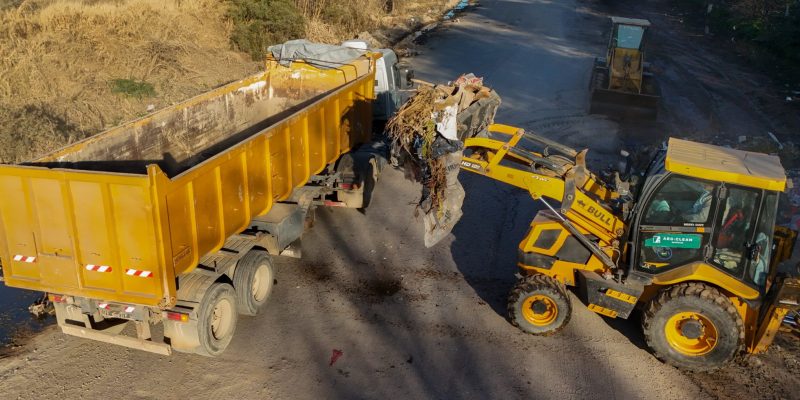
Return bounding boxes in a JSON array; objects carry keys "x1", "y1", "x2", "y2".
[
  {"x1": 233, "y1": 250, "x2": 275, "y2": 316},
  {"x1": 642, "y1": 282, "x2": 744, "y2": 371},
  {"x1": 359, "y1": 159, "x2": 377, "y2": 209},
  {"x1": 195, "y1": 282, "x2": 238, "y2": 357},
  {"x1": 508, "y1": 274, "x2": 572, "y2": 335}
]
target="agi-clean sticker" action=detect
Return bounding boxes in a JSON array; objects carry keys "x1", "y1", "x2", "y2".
[{"x1": 644, "y1": 233, "x2": 702, "y2": 249}]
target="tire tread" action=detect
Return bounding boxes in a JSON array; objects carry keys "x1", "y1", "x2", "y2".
[
  {"x1": 642, "y1": 282, "x2": 744, "y2": 371},
  {"x1": 507, "y1": 274, "x2": 572, "y2": 336}
]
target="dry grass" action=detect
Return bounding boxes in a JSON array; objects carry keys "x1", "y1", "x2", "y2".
[
  {"x1": 0, "y1": 0, "x2": 455, "y2": 162},
  {"x1": 297, "y1": 0, "x2": 451, "y2": 44},
  {"x1": 0, "y1": 0, "x2": 258, "y2": 162}
]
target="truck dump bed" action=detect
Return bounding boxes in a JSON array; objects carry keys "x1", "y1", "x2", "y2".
[{"x1": 0, "y1": 56, "x2": 376, "y2": 307}]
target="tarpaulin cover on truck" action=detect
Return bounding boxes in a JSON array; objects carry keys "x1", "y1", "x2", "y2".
[{"x1": 269, "y1": 39, "x2": 366, "y2": 69}]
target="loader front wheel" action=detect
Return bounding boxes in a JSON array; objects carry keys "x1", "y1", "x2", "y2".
[
  {"x1": 508, "y1": 274, "x2": 571, "y2": 335},
  {"x1": 642, "y1": 282, "x2": 743, "y2": 371}
]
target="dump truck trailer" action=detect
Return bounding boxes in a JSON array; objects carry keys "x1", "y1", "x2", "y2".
[{"x1": 0, "y1": 49, "x2": 402, "y2": 356}]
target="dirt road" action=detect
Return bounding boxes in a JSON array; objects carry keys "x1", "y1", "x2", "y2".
[{"x1": 0, "y1": 0, "x2": 798, "y2": 399}]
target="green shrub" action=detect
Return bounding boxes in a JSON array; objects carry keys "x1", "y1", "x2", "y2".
[
  {"x1": 110, "y1": 79, "x2": 156, "y2": 98},
  {"x1": 0, "y1": 0, "x2": 23, "y2": 11},
  {"x1": 228, "y1": 0, "x2": 306, "y2": 61},
  {"x1": 319, "y1": 2, "x2": 375, "y2": 33}
]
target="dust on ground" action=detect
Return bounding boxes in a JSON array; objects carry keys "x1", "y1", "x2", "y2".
[{"x1": 688, "y1": 331, "x2": 800, "y2": 400}]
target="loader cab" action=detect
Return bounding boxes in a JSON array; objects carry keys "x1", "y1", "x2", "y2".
[
  {"x1": 605, "y1": 17, "x2": 650, "y2": 93},
  {"x1": 590, "y1": 16, "x2": 659, "y2": 119},
  {"x1": 629, "y1": 138, "x2": 786, "y2": 296},
  {"x1": 608, "y1": 17, "x2": 649, "y2": 52}
]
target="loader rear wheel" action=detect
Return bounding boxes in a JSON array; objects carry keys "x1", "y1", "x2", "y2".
[
  {"x1": 234, "y1": 250, "x2": 275, "y2": 316},
  {"x1": 508, "y1": 274, "x2": 571, "y2": 335},
  {"x1": 642, "y1": 282, "x2": 743, "y2": 371},
  {"x1": 195, "y1": 282, "x2": 238, "y2": 357}
]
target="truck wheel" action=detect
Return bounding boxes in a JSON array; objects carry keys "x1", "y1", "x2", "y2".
[
  {"x1": 360, "y1": 159, "x2": 378, "y2": 209},
  {"x1": 642, "y1": 282, "x2": 743, "y2": 371},
  {"x1": 234, "y1": 250, "x2": 275, "y2": 316},
  {"x1": 508, "y1": 274, "x2": 572, "y2": 335},
  {"x1": 195, "y1": 282, "x2": 238, "y2": 357}
]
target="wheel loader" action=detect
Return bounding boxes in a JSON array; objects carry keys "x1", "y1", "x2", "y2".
[
  {"x1": 460, "y1": 124, "x2": 799, "y2": 371},
  {"x1": 589, "y1": 17, "x2": 660, "y2": 119}
]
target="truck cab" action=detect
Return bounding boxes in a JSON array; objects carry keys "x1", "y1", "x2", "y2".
[{"x1": 341, "y1": 40, "x2": 414, "y2": 125}]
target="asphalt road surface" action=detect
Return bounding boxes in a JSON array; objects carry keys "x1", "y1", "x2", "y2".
[{"x1": 1, "y1": 0, "x2": 798, "y2": 399}]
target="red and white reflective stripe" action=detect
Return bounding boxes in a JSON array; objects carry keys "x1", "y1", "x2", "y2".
[
  {"x1": 124, "y1": 306, "x2": 135, "y2": 313},
  {"x1": 13, "y1": 255, "x2": 36, "y2": 263},
  {"x1": 98, "y1": 303, "x2": 110, "y2": 310},
  {"x1": 85, "y1": 264, "x2": 112, "y2": 273},
  {"x1": 125, "y1": 269, "x2": 153, "y2": 278}
]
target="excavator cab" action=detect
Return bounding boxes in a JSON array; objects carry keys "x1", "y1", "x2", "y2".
[
  {"x1": 459, "y1": 126, "x2": 800, "y2": 371},
  {"x1": 589, "y1": 17, "x2": 660, "y2": 119}
]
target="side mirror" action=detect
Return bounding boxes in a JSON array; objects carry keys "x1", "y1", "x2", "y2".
[{"x1": 397, "y1": 64, "x2": 414, "y2": 89}]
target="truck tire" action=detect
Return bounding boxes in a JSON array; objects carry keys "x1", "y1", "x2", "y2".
[
  {"x1": 508, "y1": 274, "x2": 572, "y2": 335},
  {"x1": 642, "y1": 282, "x2": 743, "y2": 371},
  {"x1": 335, "y1": 153, "x2": 363, "y2": 208},
  {"x1": 360, "y1": 158, "x2": 378, "y2": 209},
  {"x1": 195, "y1": 282, "x2": 238, "y2": 357},
  {"x1": 233, "y1": 250, "x2": 275, "y2": 316},
  {"x1": 336, "y1": 155, "x2": 378, "y2": 209}
]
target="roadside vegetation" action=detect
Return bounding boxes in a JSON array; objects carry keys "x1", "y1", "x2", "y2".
[
  {"x1": 110, "y1": 79, "x2": 156, "y2": 99},
  {"x1": 228, "y1": 0, "x2": 306, "y2": 60},
  {"x1": 0, "y1": 0, "x2": 451, "y2": 162},
  {"x1": 227, "y1": 0, "x2": 423, "y2": 60},
  {"x1": 676, "y1": 0, "x2": 800, "y2": 82}
]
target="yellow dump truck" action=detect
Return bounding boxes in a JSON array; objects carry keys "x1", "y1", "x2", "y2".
[{"x1": 0, "y1": 46, "x2": 409, "y2": 356}]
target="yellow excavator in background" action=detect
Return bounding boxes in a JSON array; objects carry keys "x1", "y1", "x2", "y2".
[
  {"x1": 460, "y1": 124, "x2": 799, "y2": 371},
  {"x1": 589, "y1": 17, "x2": 661, "y2": 119}
]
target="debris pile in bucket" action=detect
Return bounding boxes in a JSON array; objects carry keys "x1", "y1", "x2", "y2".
[{"x1": 387, "y1": 74, "x2": 499, "y2": 247}]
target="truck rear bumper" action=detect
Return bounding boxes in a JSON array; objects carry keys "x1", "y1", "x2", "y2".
[
  {"x1": 60, "y1": 324, "x2": 171, "y2": 356},
  {"x1": 54, "y1": 298, "x2": 172, "y2": 356}
]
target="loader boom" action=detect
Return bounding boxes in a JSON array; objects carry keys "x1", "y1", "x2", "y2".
[{"x1": 460, "y1": 124, "x2": 626, "y2": 267}]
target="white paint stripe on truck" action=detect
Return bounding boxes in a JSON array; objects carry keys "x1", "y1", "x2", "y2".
[
  {"x1": 85, "y1": 264, "x2": 112, "y2": 272},
  {"x1": 13, "y1": 255, "x2": 36, "y2": 263},
  {"x1": 125, "y1": 269, "x2": 153, "y2": 278}
]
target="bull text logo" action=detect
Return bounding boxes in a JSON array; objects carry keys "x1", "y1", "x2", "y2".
[{"x1": 577, "y1": 199, "x2": 612, "y2": 226}]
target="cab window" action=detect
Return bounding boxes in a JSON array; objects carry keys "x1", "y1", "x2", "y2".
[
  {"x1": 710, "y1": 186, "x2": 760, "y2": 279},
  {"x1": 643, "y1": 176, "x2": 717, "y2": 226},
  {"x1": 637, "y1": 175, "x2": 717, "y2": 273},
  {"x1": 615, "y1": 25, "x2": 645, "y2": 49},
  {"x1": 746, "y1": 193, "x2": 777, "y2": 288}
]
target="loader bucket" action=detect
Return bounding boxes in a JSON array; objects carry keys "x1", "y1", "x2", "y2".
[
  {"x1": 457, "y1": 89, "x2": 502, "y2": 140},
  {"x1": 589, "y1": 87, "x2": 660, "y2": 120}
]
